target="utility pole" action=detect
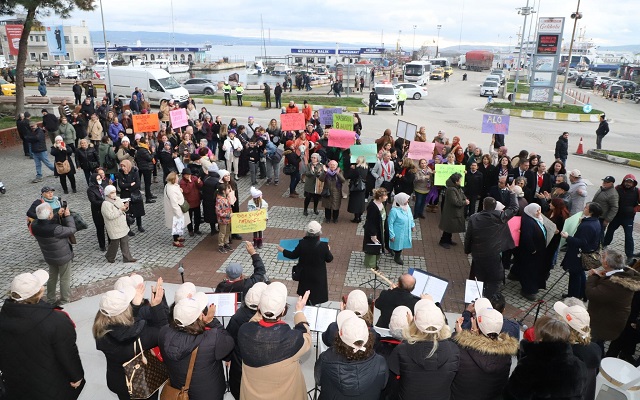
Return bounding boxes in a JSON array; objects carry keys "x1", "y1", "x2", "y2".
[
  {"x1": 412, "y1": 25, "x2": 417, "y2": 60},
  {"x1": 436, "y1": 25, "x2": 442, "y2": 57},
  {"x1": 511, "y1": 0, "x2": 532, "y2": 105},
  {"x1": 99, "y1": 0, "x2": 113, "y2": 103},
  {"x1": 559, "y1": 0, "x2": 582, "y2": 108}
]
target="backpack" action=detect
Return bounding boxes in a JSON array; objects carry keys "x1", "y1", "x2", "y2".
[{"x1": 104, "y1": 151, "x2": 117, "y2": 169}]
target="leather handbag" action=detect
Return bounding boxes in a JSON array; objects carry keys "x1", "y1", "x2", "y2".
[
  {"x1": 130, "y1": 191, "x2": 143, "y2": 204},
  {"x1": 291, "y1": 264, "x2": 302, "y2": 281},
  {"x1": 123, "y1": 339, "x2": 169, "y2": 399},
  {"x1": 55, "y1": 160, "x2": 71, "y2": 174},
  {"x1": 283, "y1": 163, "x2": 296, "y2": 175},
  {"x1": 160, "y1": 348, "x2": 198, "y2": 400},
  {"x1": 180, "y1": 200, "x2": 190, "y2": 213},
  {"x1": 581, "y1": 251, "x2": 601, "y2": 271}
]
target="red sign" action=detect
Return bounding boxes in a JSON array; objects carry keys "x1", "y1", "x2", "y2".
[
  {"x1": 537, "y1": 34, "x2": 559, "y2": 54},
  {"x1": 280, "y1": 113, "x2": 305, "y2": 131},
  {"x1": 5, "y1": 25, "x2": 24, "y2": 56}
]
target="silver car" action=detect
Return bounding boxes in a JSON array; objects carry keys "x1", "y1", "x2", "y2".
[
  {"x1": 182, "y1": 78, "x2": 217, "y2": 95},
  {"x1": 394, "y1": 83, "x2": 429, "y2": 100}
]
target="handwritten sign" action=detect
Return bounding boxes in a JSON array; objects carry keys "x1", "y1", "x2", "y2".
[
  {"x1": 319, "y1": 108, "x2": 342, "y2": 126},
  {"x1": 132, "y1": 113, "x2": 159, "y2": 133},
  {"x1": 508, "y1": 216, "x2": 521, "y2": 247},
  {"x1": 434, "y1": 142, "x2": 445, "y2": 155},
  {"x1": 349, "y1": 144, "x2": 378, "y2": 163},
  {"x1": 328, "y1": 129, "x2": 356, "y2": 149},
  {"x1": 333, "y1": 114, "x2": 353, "y2": 131},
  {"x1": 434, "y1": 164, "x2": 466, "y2": 186},
  {"x1": 231, "y1": 209, "x2": 267, "y2": 234},
  {"x1": 481, "y1": 114, "x2": 510, "y2": 135},
  {"x1": 280, "y1": 113, "x2": 306, "y2": 131},
  {"x1": 169, "y1": 108, "x2": 188, "y2": 128},
  {"x1": 407, "y1": 141, "x2": 435, "y2": 161}
]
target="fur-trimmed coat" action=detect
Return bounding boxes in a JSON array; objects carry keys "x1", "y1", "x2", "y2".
[
  {"x1": 451, "y1": 330, "x2": 519, "y2": 400},
  {"x1": 586, "y1": 269, "x2": 640, "y2": 341}
]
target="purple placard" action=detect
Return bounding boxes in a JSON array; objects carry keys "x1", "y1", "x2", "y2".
[
  {"x1": 481, "y1": 114, "x2": 510, "y2": 135},
  {"x1": 319, "y1": 108, "x2": 342, "y2": 126}
]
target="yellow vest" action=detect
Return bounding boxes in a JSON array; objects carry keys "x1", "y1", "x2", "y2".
[
  {"x1": 223, "y1": 84, "x2": 231, "y2": 93},
  {"x1": 236, "y1": 86, "x2": 244, "y2": 94}
]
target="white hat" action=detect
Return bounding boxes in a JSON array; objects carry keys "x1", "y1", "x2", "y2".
[
  {"x1": 476, "y1": 308, "x2": 504, "y2": 335},
  {"x1": 474, "y1": 297, "x2": 493, "y2": 314},
  {"x1": 250, "y1": 186, "x2": 262, "y2": 199},
  {"x1": 174, "y1": 282, "x2": 196, "y2": 304},
  {"x1": 11, "y1": 270, "x2": 49, "y2": 301},
  {"x1": 414, "y1": 299, "x2": 445, "y2": 333},
  {"x1": 99, "y1": 286, "x2": 136, "y2": 317},
  {"x1": 307, "y1": 221, "x2": 322, "y2": 235},
  {"x1": 337, "y1": 310, "x2": 358, "y2": 329},
  {"x1": 217, "y1": 169, "x2": 230, "y2": 183},
  {"x1": 259, "y1": 282, "x2": 288, "y2": 317},
  {"x1": 389, "y1": 305, "x2": 412, "y2": 333},
  {"x1": 346, "y1": 290, "x2": 369, "y2": 316},
  {"x1": 114, "y1": 274, "x2": 144, "y2": 292},
  {"x1": 54, "y1": 135, "x2": 64, "y2": 143},
  {"x1": 174, "y1": 292, "x2": 208, "y2": 327},
  {"x1": 245, "y1": 282, "x2": 268, "y2": 310},
  {"x1": 569, "y1": 169, "x2": 581, "y2": 177},
  {"x1": 554, "y1": 301, "x2": 590, "y2": 334},
  {"x1": 339, "y1": 315, "x2": 369, "y2": 353},
  {"x1": 121, "y1": 136, "x2": 130, "y2": 143},
  {"x1": 104, "y1": 185, "x2": 117, "y2": 197}
]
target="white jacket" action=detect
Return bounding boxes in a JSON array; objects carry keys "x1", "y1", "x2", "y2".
[
  {"x1": 222, "y1": 137, "x2": 243, "y2": 160},
  {"x1": 248, "y1": 198, "x2": 269, "y2": 220},
  {"x1": 101, "y1": 197, "x2": 130, "y2": 240},
  {"x1": 164, "y1": 182, "x2": 190, "y2": 229}
]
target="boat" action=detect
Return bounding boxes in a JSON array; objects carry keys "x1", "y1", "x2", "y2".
[
  {"x1": 144, "y1": 57, "x2": 190, "y2": 73},
  {"x1": 93, "y1": 58, "x2": 115, "y2": 74},
  {"x1": 246, "y1": 60, "x2": 265, "y2": 75},
  {"x1": 271, "y1": 64, "x2": 292, "y2": 76}
]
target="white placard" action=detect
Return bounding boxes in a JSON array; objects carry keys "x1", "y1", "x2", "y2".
[
  {"x1": 206, "y1": 293, "x2": 238, "y2": 317},
  {"x1": 410, "y1": 269, "x2": 449, "y2": 304},
  {"x1": 174, "y1": 158, "x2": 185, "y2": 174},
  {"x1": 465, "y1": 279, "x2": 484, "y2": 303}
]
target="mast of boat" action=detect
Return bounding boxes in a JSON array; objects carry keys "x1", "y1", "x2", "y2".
[
  {"x1": 261, "y1": 14, "x2": 267, "y2": 60},
  {"x1": 170, "y1": 0, "x2": 176, "y2": 64}
]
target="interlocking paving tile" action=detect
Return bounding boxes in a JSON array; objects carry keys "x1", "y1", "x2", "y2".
[
  {"x1": 266, "y1": 206, "x2": 325, "y2": 230},
  {"x1": 343, "y1": 251, "x2": 428, "y2": 288},
  {"x1": 355, "y1": 216, "x2": 423, "y2": 240},
  {"x1": 215, "y1": 242, "x2": 297, "y2": 281}
]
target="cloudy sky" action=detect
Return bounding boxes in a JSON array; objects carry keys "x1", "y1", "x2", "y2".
[{"x1": 39, "y1": 0, "x2": 637, "y2": 49}]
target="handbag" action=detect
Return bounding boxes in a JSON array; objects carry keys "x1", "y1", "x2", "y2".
[
  {"x1": 314, "y1": 179, "x2": 325, "y2": 195},
  {"x1": 55, "y1": 159, "x2": 71, "y2": 174},
  {"x1": 70, "y1": 211, "x2": 88, "y2": 231},
  {"x1": 581, "y1": 251, "x2": 601, "y2": 271},
  {"x1": 349, "y1": 177, "x2": 366, "y2": 192},
  {"x1": 126, "y1": 213, "x2": 136, "y2": 226},
  {"x1": 231, "y1": 144, "x2": 241, "y2": 158},
  {"x1": 291, "y1": 263, "x2": 302, "y2": 281},
  {"x1": 283, "y1": 163, "x2": 296, "y2": 176},
  {"x1": 180, "y1": 200, "x2": 190, "y2": 213},
  {"x1": 172, "y1": 215, "x2": 185, "y2": 236},
  {"x1": 122, "y1": 339, "x2": 169, "y2": 399},
  {"x1": 160, "y1": 348, "x2": 198, "y2": 400},
  {"x1": 130, "y1": 191, "x2": 143, "y2": 204},
  {"x1": 320, "y1": 184, "x2": 331, "y2": 198}
]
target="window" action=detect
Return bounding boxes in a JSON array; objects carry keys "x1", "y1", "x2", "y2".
[
  {"x1": 8, "y1": 55, "x2": 14, "y2": 61},
  {"x1": 149, "y1": 79, "x2": 164, "y2": 92},
  {"x1": 54, "y1": 55, "x2": 60, "y2": 60},
  {"x1": 41, "y1": 35, "x2": 46, "y2": 42},
  {"x1": 64, "y1": 53, "x2": 70, "y2": 61},
  {"x1": 150, "y1": 54, "x2": 155, "y2": 61},
  {"x1": 35, "y1": 36, "x2": 40, "y2": 42},
  {"x1": 29, "y1": 35, "x2": 34, "y2": 42},
  {"x1": 83, "y1": 36, "x2": 87, "y2": 44},
  {"x1": 172, "y1": 54, "x2": 177, "y2": 61},
  {"x1": 40, "y1": 52, "x2": 48, "y2": 61},
  {"x1": 29, "y1": 52, "x2": 37, "y2": 61},
  {"x1": 318, "y1": 57, "x2": 326, "y2": 64},
  {"x1": 306, "y1": 57, "x2": 314, "y2": 64}
]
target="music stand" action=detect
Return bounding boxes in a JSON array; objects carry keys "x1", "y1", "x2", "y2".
[
  {"x1": 517, "y1": 270, "x2": 568, "y2": 327},
  {"x1": 307, "y1": 331, "x2": 322, "y2": 400},
  {"x1": 359, "y1": 251, "x2": 386, "y2": 298}
]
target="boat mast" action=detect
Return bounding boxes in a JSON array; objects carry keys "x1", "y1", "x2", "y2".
[
  {"x1": 171, "y1": 0, "x2": 176, "y2": 63},
  {"x1": 261, "y1": 14, "x2": 267, "y2": 60}
]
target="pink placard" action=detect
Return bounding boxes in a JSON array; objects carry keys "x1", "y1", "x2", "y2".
[
  {"x1": 407, "y1": 141, "x2": 435, "y2": 160},
  {"x1": 508, "y1": 216, "x2": 522, "y2": 247},
  {"x1": 280, "y1": 113, "x2": 306, "y2": 131},
  {"x1": 169, "y1": 108, "x2": 188, "y2": 128},
  {"x1": 327, "y1": 129, "x2": 356, "y2": 149}
]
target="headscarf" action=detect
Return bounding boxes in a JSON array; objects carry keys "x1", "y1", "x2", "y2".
[
  {"x1": 524, "y1": 203, "x2": 543, "y2": 222},
  {"x1": 393, "y1": 192, "x2": 410, "y2": 211}
]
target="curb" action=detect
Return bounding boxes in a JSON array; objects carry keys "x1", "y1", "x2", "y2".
[
  {"x1": 486, "y1": 107, "x2": 600, "y2": 123},
  {"x1": 585, "y1": 149, "x2": 640, "y2": 168},
  {"x1": 192, "y1": 98, "x2": 367, "y2": 113}
]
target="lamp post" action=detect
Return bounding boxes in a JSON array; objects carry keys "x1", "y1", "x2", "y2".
[
  {"x1": 559, "y1": 0, "x2": 582, "y2": 108},
  {"x1": 509, "y1": 36, "x2": 512, "y2": 53},
  {"x1": 412, "y1": 25, "x2": 417, "y2": 60},
  {"x1": 511, "y1": 0, "x2": 532, "y2": 105},
  {"x1": 99, "y1": 0, "x2": 113, "y2": 103},
  {"x1": 436, "y1": 25, "x2": 442, "y2": 58}
]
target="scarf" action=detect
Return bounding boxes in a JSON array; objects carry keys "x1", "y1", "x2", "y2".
[
  {"x1": 43, "y1": 196, "x2": 61, "y2": 210},
  {"x1": 455, "y1": 152, "x2": 464, "y2": 164},
  {"x1": 394, "y1": 192, "x2": 410, "y2": 211},
  {"x1": 326, "y1": 169, "x2": 342, "y2": 189},
  {"x1": 138, "y1": 142, "x2": 150, "y2": 151},
  {"x1": 381, "y1": 161, "x2": 392, "y2": 180}
]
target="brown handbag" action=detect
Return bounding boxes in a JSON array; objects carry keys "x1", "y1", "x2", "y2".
[
  {"x1": 55, "y1": 159, "x2": 71, "y2": 174},
  {"x1": 122, "y1": 338, "x2": 169, "y2": 399},
  {"x1": 160, "y1": 347, "x2": 199, "y2": 400}
]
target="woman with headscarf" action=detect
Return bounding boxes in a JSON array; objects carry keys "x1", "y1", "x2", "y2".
[
  {"x1": 117, "y1": 159, "x2": 145, "y2": 234},
  {"x1": 375, "y1": 129, "x2": 394, "y2": 152},
  {"x1": 450, "y1": 136, "x2": 462, "y2": 155},
  {"x1": 518, "y1": 203, "x2": 548, "y2": 301},
  {"x1": 164, "y1": 171, "x2": 191, "y2": 248},
  {"x1": 347, "y1": 156, "x2": 370, "y2": 223},
  {"x1": 454, "y1": 147, "x2": 465, "y2": 165},
  {"x1": 388, "y1": 192, "x2": 415, "y2": 265},
  {"x1": 101, "y1": 185, "x2": 136, "y2": 263},
  {"x1": 87, "y1": 172, "x2": 108, "y2": 251},
  {"x1": 319, "y1": 160, "x2": 346, "y2": 224},
  {"x1": 51, "y1": 135, "x2": 77, "y2": 194}
]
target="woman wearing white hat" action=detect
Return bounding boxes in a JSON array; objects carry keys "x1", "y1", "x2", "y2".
[
  {"x1": 50, "y1": 135, "x2": 77, "y2": 193},
  {"x1": 101, "y1": 185, "x2": 137, "y2": 263},
  {"x1": 388, "y1": 192, "x2": 415, "y2": 266},
  {"x1": 247, "y1": 186, "x2": 268, "y2": 248}
]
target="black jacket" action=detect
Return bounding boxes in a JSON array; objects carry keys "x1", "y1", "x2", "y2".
[
  {"x1": 488, "y1": 185, "x2": 511, "y2": 206},
  {"x1": 25, "y1": 127, "x2": 48, "y2": 153},
  {"x1": 226, "y1": 306, "x2": 257, "y2": 399},
  {"x1": 615, "y1": 182, "x2": 639, "y2": 217},
  {"x1": 31, "y1": 216, "x2": 76, "y2": 267},
  {"x1": 374, "y1": 288, "x2": 420, "y2": 329},
  {"x1": 158, "y1": 321, "x2": 234, "y2": 400},
  {"x1": 75, "y1": 146, "x2": 99, "y2": 170},
  {"x1": 117, "y1": 168, "x2": 145, "y2": 217},
  {"x1": 596, "y1": 120, "x2": 609, "y2": 136},
  {"x1": 571, "y1": 343, "x2": 602, "y2": 400},
  {"x1": 134, "y1": 146, "x2": 154, "y2": 172},
  {"x1": 283, "y1": 235, "x2": 333, "y2": 305},
  {"x1": 362, "y1": 200, "x2": 385, "y2": 255},
  {"x1": 51, "y1": 145, "x2": 76, "y2": 176},
  {"x1": 464, "y1": 170, "x2": 484, "y2": 197},
  {"x1": 555, "y1": 135, "x2": 569, "y2": 159},
  {"x1": 214, "y1": 253, "x2": 268, "y2": 300},
  {"x1": 561, "y1": 216, "x2": 601, "y2": 273},
  {"x1": 16, "y1": 117, "x2": 30, "y2": 140},
  {"x1": 505, "y1": 341, "x2": 587, "y2": 400},
  {"x1": 157, "y1": 150, "x2": 177, "y2": 177},
  {"x1": 0, "y1": 300, "x2": 84, "y2": 400},
  {"x1": 87, "y1": 175, "x2": 106, "y2": 222},
  {"x1": 284, "y1": 149, "x2": 301, "y2": 173},
  {"x1": 369, "y1": 91, "x2": 378, "y2": 105},
  {"x1": 42, "y1": 113, "x2": 59, "y2": 132}
]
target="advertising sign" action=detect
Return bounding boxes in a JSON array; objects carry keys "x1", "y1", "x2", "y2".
[
  {"x1": 5, "y1": 25, "x2": 23, "y2": 56},
  {"x1": 45, "y1": 25, "x2": 66, "y2": 56},
  {"x1": 537, "y1": 35, "x2": 559, "y2": 54}
]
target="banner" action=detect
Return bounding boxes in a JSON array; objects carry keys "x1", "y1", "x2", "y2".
[
  {"x1": 396, "y1": 120, "x2": 418, "y2": 140},
  {"x1": 5, "y1": 25, "x2": 23, "y2": 56},
  {"x1": 508, "y1": 216, "x2": 522, "y2": 247},
  {"x1": 231, "y1": 209, "x2": 267, "y2": 234},
  {"x1": 333, "y1": 114, "x2": 353, "y2": 131},
  {"x1": 327, "y1": 129, "x2": 356, "y2": 149},
  {"x1": 169, "y1": 108, "x2": 188, "y2": 128},
  {"x1": 318, "y1": 108, "x2": 342, "y2": 126},
  {"x1": 280, "y1": 113, "x2": 305, "y2": 131},
  {"x1": 407, "y1": 141, "x2": 434, "y2": 161},
  {"x1": 45, "y1": 25, "x2": 66, "y2": 56},
  {"x1": 349, "y1": 144, "x2": 377, "y2": 163},
  {"x1": 434, "y1": 164, "x2": 466, "y2": 186},
  {"x1": 132, "y1": 113, "x2": 160, "y2": 133},
  {"x1": 481, "y1": 114, "x2": 510, "y2": 135}
]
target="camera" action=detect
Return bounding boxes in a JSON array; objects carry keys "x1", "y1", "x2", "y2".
[{"x1": 61, "y1": 200, "x2": 68, "y2": 209}]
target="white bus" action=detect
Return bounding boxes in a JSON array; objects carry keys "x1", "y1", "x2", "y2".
[
  {"x1": 429, "y1": 58, "x2": 450, "y2": 68},
  {"x1": 403, "y1": 61, "x2": 432, "y2": 85}
]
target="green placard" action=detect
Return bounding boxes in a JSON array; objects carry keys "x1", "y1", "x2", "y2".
[
  {"x1": 333, "y1": 113, "x2": 354, "y2": 131},
  {"x1": 349, "y1": 144, "x2": 378, "y2": 163},
  {"x1": 434, "y1": 164, "x2": 466, "y2": 186}
]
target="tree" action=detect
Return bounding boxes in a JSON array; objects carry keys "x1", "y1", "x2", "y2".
[{"x1": 0, "y1": 0, "x2": 95, "y2": 116}]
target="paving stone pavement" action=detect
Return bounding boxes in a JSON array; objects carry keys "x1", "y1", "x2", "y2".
[
  {"x1": 355, "y1": 217, "x2": 423, "y2": 240},
  {"x1": 266, "y1": 206, "x2": 324, "y2": 230},
  {"x1": 343, "y1": 251, "x2": 428, "y2": 288},
  {"x1": 281, "y1": 180, "x2": 305, "y2": 197},
  {"x1": 214, "y1": 242, "x2": 297, "y2": 281}
]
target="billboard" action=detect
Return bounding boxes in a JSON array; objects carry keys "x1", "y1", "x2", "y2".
[
  {"x1": 45, "y1": 25, "x2": 66, "y2": 56},
  {"x1": 5, "y1": 25, "x2": 23, "y2": 56},
  {"x1": 529, "y1": 17, "x2": 564, "y2": 103}
]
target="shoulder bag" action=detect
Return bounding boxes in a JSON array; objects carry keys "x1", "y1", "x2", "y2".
[
  {"x1": 581, "y1": 247, "x2": 602, "y2": 271},
  {"x1": 160, "y1": 348, "x2": 198, "y2": 400},
  {"x1": 283, "y1": 163, "x2": 296, "y2": 176},
  {"x1": 291, "y1": 241, "x2": 321, "y2": 280},
  {"x1": 55, "y1": 159, "x2": 71, "y2": 174},
  {"x1": 123, "y1": 338, "x2": 169, "y2": 399}
]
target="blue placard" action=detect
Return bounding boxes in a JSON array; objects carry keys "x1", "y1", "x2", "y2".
[
  {"x1": 481, "y1": 114, "x2": 510, "y2": 135},
  {"x1": 278, "y1": 238, "x2": 329, "y2": 261},
  {"x1": 319, "y1": 108, "x2": 342, "y2": 126}
]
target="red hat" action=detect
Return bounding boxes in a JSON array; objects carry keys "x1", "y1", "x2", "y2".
[{"x1": 285, "y1": 140, "x2": 294, "y2": 148}]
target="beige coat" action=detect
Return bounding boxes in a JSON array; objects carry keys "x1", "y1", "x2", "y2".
[
  {"x1": 164, "y1": 182, "x2": 190, "y2": 229},
  {"x1": 101, "y1": 197, "x2": 130, "y2": 240},
  {"x1": 240, "y1": 312, "x2": 311, "y2": 400},
  {"x1": 87, "y1": 119, "x2": 103, "y2": 141}
]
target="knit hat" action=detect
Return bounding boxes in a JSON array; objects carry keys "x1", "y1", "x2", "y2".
[
  {"x1": 259, "y1": 282, "x2": 288, "y2": 317},
  {"x1": 114, "y1": 274, "x2": 144, "y2": 292},
  {"x1": 181, "y1": 168, "x2": 192, "y2": 176},
  {"x1": 104, "y1": 185, "x2": 117, "y2": 196},
  {"x1": 99, "y1": 287, "x2": 136, "y2": 317},
  {"x1": 121, "y1": 136, "x2": 130, "y2": 143},
  {"x1": 174, "y1": 292, "x2": 208, "y2": 327},
  {"x1": 307, "y1": 221, "x2": 322, "y2": 235},
  {"x1": 346, "y1": 290, "x2": 369, "y2": 316},
  {"x1": 250, "y1": 186, "x2": 262, "y2": 199},
  {"x1": 554, "y1": 301, "x2": 590, "y2": 335},
  {"x1": 134, "y1": 133, "x2": 142, "y2": 141},
  {"x1": 174, "y1": 282, "x2": 197, "y2": 304},
  {"x1": 476, "y1": 308, "x2": 504, "y2": 335},
  {"x1": 339, "y1": 315, "x2": 369, "y2": 353},
  {"x1": 285, "y1": 140, "x2": 294, "y2": 148},
  {"x1": 11, "y1": 269, "x2": 49, "y2": 301},
  {"x1": 226, "y1": 263, "x2": 243, "y2": 280},
  {"x1": 414, "y1": 299, "x2": 445, "y2": 333},
  {"x1": 54, "y1": 135, "x2": 64, "y2": 143},
  {"x1": 245, "y1": 282, "x2": 268, "y2": 310},
  {"x1": 217, "y1": 169, "x2": 230, "y2": 183}
]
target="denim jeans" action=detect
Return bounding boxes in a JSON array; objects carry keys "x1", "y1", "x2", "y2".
[
  {"x1": 604, "y1": 214, "x2": 635, "y2": 258},
  {"x1": 414, "y1": 192, "x2": 427, "y2": 216},
  {"x1": 33, "y1": 151, "x2": 55, "y2": 178},
  {"x1": 289, "y1": 171, "x2": 300, "y2": 194}
]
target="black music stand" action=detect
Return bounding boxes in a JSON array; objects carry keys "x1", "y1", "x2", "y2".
[{"x1": 517, "y1": 270, "x2": 568, "y2": 327}]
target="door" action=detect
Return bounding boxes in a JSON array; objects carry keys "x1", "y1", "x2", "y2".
[{"x1": 146, "y1": 78, "x2": 165, "y2": 103}]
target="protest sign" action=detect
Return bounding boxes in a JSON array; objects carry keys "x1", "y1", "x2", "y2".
[
  {"x1": 349, "y1": 144, "x2": 378, "y2": 163},
  {"x1": 319, "y1": 108, "x2": 342, "y2": 126},
  {"x1": 132, "y1": 113, "x2": 159, "y2": 133},
  {"x1": 434, "y1": 164, "x2": 466, "y2": 186},
  {"x1": 278, "y1": 238, "x2": 329, "y2": 261},
  {"x1": 333, "y1": 114, "x2": 354, "y2": 131},
  {"x1": 396, "y1": 120, "x2": 418, "y2": 140},
  {"x1": 481, "y1": 114, "x2": 510, "y2": 135},
  {"x1": 231, "y1": 209, "x2": 267, "y2": 234},
  {"x1": 328, "y1": 129, "x2": 356, "y2": 149},
  {"x1": 433, "y1": 142, "x2": 445, "y2": 156},
  {"x1": 280, "y1": 113, "x2": 306, "y2": 131},
  {"x1": 559, "y1": 211, "x2": 583, "y2": 249},
  {"x1": 169, "y1": 108, "x2": 189, "y2": 128},
  {"x1": 508, "y1": 216, "x2": 522, "y2": 247},
  {"x1": 407, "y1": 141, "x2": 434, "y2": 161}
]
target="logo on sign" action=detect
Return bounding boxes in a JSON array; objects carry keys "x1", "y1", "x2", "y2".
[
  {"x1": 538, "y1": 17, "x2": 564, "y2": 33},
  {"x1": 582, "y1": 104, "x2": 592, "y2": 113}
]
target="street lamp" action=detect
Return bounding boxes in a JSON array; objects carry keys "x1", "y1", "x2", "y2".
[
  {"x1": 436, "y1": 25, "x2": 442, "y2": 58},
  {"x1": 99, "y1": 0, "x2": 113, "y2": 103},
  {"x1": 559, "y1": 0, "x2": 582, "y2": 108},
  {"x1": 511, "y1": 1, "x2": 533, "y2": 105},
  {"x1": 412, "y1": 25, "x2": 417, "y2": 60},
  {"x1": 509, "y1": 36, "x2": 512, "y2": 53}
]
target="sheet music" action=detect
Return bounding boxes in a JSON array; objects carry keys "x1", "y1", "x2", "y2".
[
  {"x1": 302, "y1": 306, "x2": 319, "y2": 331},
  {"x1": 410, "y1": 269, "x2": 430, "y2": 297},
  {"x1": 423, "y1": 276, "x2": 448, "y2": 304},
  {"x1": 465, "y1": 279, "x2": 484, "y2": 303},
  {"x1": 315, "y1": 308, "x2": 338, "y2": 332},
  {"x1": 206, "y1": 293, "x2": 237, "y2": 317}
]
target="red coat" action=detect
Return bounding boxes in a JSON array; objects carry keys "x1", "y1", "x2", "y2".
[
  {"x1": 285, "y1": 105, "x2": 299, "y2": 114},
  {"x1": 303, "y1": 105, "x2": 312, "y2": 122},
  {"x1": 179, "y1": 176, "x2": 203, "y2": 206}
]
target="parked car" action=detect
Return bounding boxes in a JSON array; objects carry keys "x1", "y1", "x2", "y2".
[
  {"x1": 480, "y1": 81, "x2": 499, "y2": 97},
  {"x1": 394, "y1": 83, "x2": 428, "y2": 100},
  {"x1": 605, "y1": 84, "x2": 624, "y2": 99},
  {"x1": 579, "y1": 77, "x2": 595, "y2": 89},
  {"x1": 484, "y1": 75, "x2": 501, "y2": 86},
  {"x1": 632, "y1": 88, "x2": 640, "y2": 104},
  {"x1": 490, "y1": 69, "x2": 507, "y2": 84},
  {"x1": 617, "y1": 80, "x2": 637, "y2": 93},
  {"x1": 182, "y1": 78, "x2": 217, "y2": 95},
  {"x1": 0, "y1": 78, "x2": 16, "y2": 96},
  {"x1": 430, "y1": 68, "x2": 444, "y2": 80}
]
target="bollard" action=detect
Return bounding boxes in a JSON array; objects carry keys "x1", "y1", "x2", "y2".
[{"x1": 587, "y1": 96, "x2": 590, "y2": 104}]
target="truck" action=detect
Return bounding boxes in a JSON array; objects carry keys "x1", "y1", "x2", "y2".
[
  {"x1": 465, "y1": 50, "x2": 494, "y2": 72},
  {"x1": 105, "y1": 67, "x2": 189, "y2": 106}
]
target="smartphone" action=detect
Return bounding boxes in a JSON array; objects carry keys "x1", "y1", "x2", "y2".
[{"x1": 110, "y1": 174, "x2": 115, "y2": 181}]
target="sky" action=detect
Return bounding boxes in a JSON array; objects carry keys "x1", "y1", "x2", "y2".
[{"x1": 34, "y1": 0, "x2": 638, "y2": 50}]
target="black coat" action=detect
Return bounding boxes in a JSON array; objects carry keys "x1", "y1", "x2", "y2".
[
  {"x1": 117, "y1": 168, "x2": 145, "y2": 217},
  {"x1": 362, "y1": 200, "x2": 386, "y2": 255},
  {"x1": 478, "y1": 165, "x2": 496, "y2": 193},
  {"x1": 596, "y1": 120, "x2": 609, "y2": 136},
  {"x1": 571, "y1": 343, "x2": 602, "y2": 400},
  {"x1": 201, "y1": 174, "x2": 219, "y2": 224},
  {"x1": 42, "y1": 112, "x2": 59, "y2": 132},
  {"x1": 157, "y1": 150, "x2": 177, "y2": 177},
  {"x1": 394, "y1": 168, "x2": 416, "y2": 196},
  {"x1": 26, "y1": 127, "x2": 48, "y2": 153},
  {"x1": 16, "y1": 118, "x2": 30, "y2": 140},
  {"x1": 214, "y1": 254, "x2": 268, "y2": 299},
  {"x1": 0, "y1": 300, "x2": 84, "y2": 400},
  {"x1": 488, "y1": 185, "x2": 511, "y2": 206},
  {"x1": 158, "y1": 321, "x2": 234, "y2": 400},
  {"x1": 388, "y1": 339, "x2": 460, "y2": 400},
  {"x1": 561, "y1": 216, "x2": 601, "y2": 273},
  {"x1": 134, "y1": 146, "x2": 154, "y2": 172},
  {"x1": 87, "y1": 177, "x2": 106, "y2": 224},
  {"x1": 464, "y1": 170, "x2": 484, "y2": 198},
  {"x1": 555, "y1": 135, "x2": 569, "y2": 159},
  {"x1": 75, "y1": 146, "x2": 99, "y2": 171},
  {"x1": 374, "y1": 288, "x2": 420, "y2": 329},
  {"x1": 51, "y1": 145, "x2": 76, "y2": 176},
  {"x1": 517, "y1": 214, "x2": 548, "y2": 294},
  {"x1": 505, "y1": 341, "x2": 587, "y2": 400},
  {"x1": 226, "y1": 306, "x2": 256, "y2": 399},
  {"x1": 347, "y1": 166, "x2": 369, "y2": 214},
  {"x1": 283, "y1": 235, "x2": 333, "y2": 305}
]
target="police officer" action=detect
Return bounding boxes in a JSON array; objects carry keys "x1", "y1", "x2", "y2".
[
  {"x1": 368, "y1": 88, "x2": 378, "y2": 116},
  {"x1": 223, "y1": 81, "x2": 232, "y2": 106},
  {"x1": 394, "y1": 87, "x2": 407, "y2": 116},
  {"x1": 235, "y1": 83, "x2": 245, "y2": 106}
]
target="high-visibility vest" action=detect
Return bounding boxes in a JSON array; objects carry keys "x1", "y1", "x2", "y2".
[
  {"x1": 223, "y1": 84, "x2": 231, "y2": 94},
  {"x1": 398, "y1": 89, "x2": 407, "y2": 102},
  {"x1": 236, "y1": 86, "x2": 244, "y2": 95}
]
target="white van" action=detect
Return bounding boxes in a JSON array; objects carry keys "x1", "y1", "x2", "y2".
[{"x1": 105, "y1": 67, "x2": 189, "y2": 105}]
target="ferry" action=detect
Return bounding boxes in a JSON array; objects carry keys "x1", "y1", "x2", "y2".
[{"x1": 143, "y1": 57, "x2": 190, "y2": 74}]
